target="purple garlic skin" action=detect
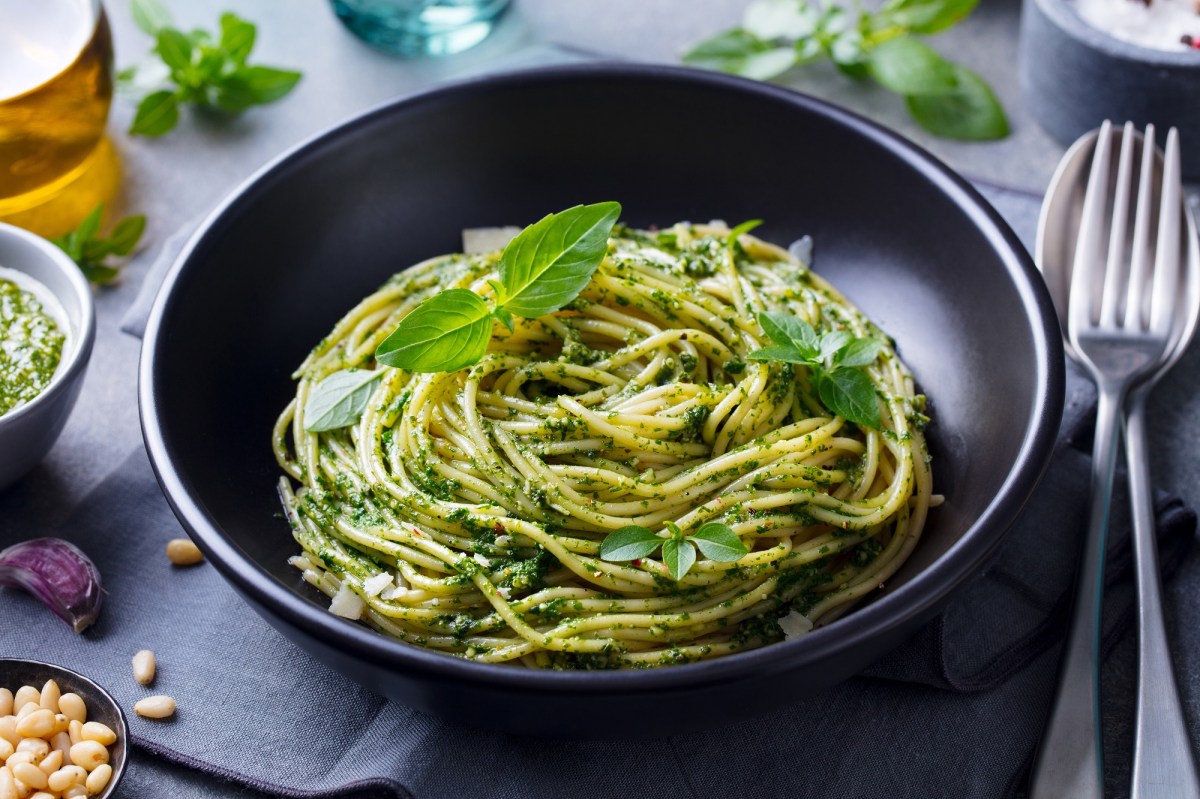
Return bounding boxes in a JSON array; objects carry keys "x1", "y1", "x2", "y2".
[{"x1": 0, "y1": 538, "x2": 103, "y2": 632}]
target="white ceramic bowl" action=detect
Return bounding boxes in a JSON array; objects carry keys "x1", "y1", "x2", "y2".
[{"x1": 0, "y1": 222, "x2": 95, "y2": 490}]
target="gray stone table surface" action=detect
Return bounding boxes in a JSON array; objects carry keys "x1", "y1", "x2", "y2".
[{"x1": 4, "y1": 0, "x2": 1200, "y2": 796}]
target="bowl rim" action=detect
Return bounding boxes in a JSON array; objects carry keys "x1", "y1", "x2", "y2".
[
  {"x1": 0, "y1": 656, "x2": 128, "y2": 797},
  {"x1": 1032, "y1": 0, "x2": 1200, "y2": 68},
  {"x1": 139, "y1": 63, "x2": 1065, "y2": 694},
  {"x1": 0, "y1": 222, "x2": 96, "y2": 428}
]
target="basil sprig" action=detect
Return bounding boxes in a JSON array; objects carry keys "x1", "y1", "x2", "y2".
[
  {"x1": 748, "y1": 312, "x2": 883, "y2": 429},
  {"x1": 121, "y1": 0, "x2": 302, "y2": 136},
  {"x1": 683, "y1": 0, "x2": 1008, "y2": 141},
  {"x1": 375, "y1": 202, "x2": 621, "y2": 373},
  {"x1": 51, "y1": 204, "x2": 146, "y2": 284},
  {"x1": 303, "y1": 369, "x2": 384, "y2": 432},
  {"x1": 600, "y1": 522, "x2": 749, "y2": 582}
]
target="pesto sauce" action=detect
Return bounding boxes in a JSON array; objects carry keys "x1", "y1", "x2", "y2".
[{"x1": 0, "y1": 276, "x2": 65, "y2": 416}]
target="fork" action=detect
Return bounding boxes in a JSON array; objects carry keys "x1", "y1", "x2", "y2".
[{"x1": 1029, "y1": 121, "x2": 1188, "y2": 798}]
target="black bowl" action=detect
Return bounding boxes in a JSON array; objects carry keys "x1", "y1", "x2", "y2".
[{"x1": 140, "y1": 64, "x2": 1064, "y2": 736}]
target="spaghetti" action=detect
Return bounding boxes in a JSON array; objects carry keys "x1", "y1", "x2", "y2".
[{"x1": 273, "y1": 221, "x2": 932, "y2": 669}]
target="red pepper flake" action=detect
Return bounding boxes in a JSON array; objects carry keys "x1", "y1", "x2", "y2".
[
  {"x1": 493, "y1": 522, "x2": 505, "y2": 535},
  {"x1": 411, "y1": 527, "x2": 425, "y2": 537},
  {"x1": 631, "y1": 558, "x2": 642, "y2": 567},
  {"x1": 1183, "y1": 34, "x2": 1200, "y2": 50}
]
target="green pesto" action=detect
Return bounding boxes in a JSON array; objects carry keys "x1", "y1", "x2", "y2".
[{"x1": 0, "y1": 278, "x2": 65, "y2": 416}]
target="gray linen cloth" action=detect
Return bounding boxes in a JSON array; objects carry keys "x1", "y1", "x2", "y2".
[
  {"x1": 0, "y1": 370, "x2": 1192, "y2": 799},
  {"x1": 0, "y1": 176, "x2": 1194, "y2": 798}
]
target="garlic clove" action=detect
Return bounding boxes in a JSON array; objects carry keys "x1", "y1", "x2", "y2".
[{"x1": 0, "y1": 538, "x2": 103, "y2": 633}]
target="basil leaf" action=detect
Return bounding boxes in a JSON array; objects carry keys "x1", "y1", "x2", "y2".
[
  {"x1": 689, "y1": 523, "x2": 749, "y2": 562},
  {"x1": 745, "y1": 0, "x2": 819, "y2": 40},
  {"x1": 130, "y1": 90, "x2": 180, "y2": 136},
  {"x1": 74, "y1": 205, "x2": 103, "y2": 245},
  {"x1": 219, "y1": 13, "x2": 257, "y2": 64},
  {"x1": 819, "y1": 330, "x2": 852, "y2": 365},
  {"x1": 375, "y1": 289, "x2": 493, "y2": 373},
  {"x1": 835, "y1": 337, "x2": 883, "y2": 368},
  {"x1": 214, "y1": 65, "x2": 302, "y2": 112},
  {"x1": 817, "y1": 368, "x2": 881, "y2": 429},
  {"x1": 132, "y1": 0, "x2": 172, "y2": 35},
  {"x1": 106, "y1": 215, "x2": 147, "y2": 257},
  {"x1": 905, "y1": 64, "x2": 1009, "y2": 140},
  {"x1": 304, "y1": 369, "x2": 384, "y2": 432},
  {"x1": 600, "y1": 526, "x2": 663, "y2": 561},
  {"x1": 497, "y1": 201, "x2": 620, "y2": 318},
  {"x1": 757, "y1": 311, "x2": 820, "y2": 361},
  {"x1": 682, "y1": 29, "x2": 798, "y2": 81},
  {"x1": 878, "y1": 0, "x2": 979, "y2": 35},
  {"x1": 867, "y1": 36, "x2": 957, "y2": 95},
  {"x1": 727, "y1": 219, "x2": 763, "y2": 250},
  {"x1": 79, "y1": 264, "x2": 119, "y2": 285},
  {"x1": 662, "y1": 538, "x2": 697, "y2": 581},
  {"x1": 155, "y1": 28, "x2": 195, "y2": 76}
]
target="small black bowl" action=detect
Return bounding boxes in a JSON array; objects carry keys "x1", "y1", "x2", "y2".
[
  {"x1": 140, "y1": 64, "x2": 1064, "y2": 736},
  {"x1": 0, "y1": 658, "x2": 128, "y2": 795}
]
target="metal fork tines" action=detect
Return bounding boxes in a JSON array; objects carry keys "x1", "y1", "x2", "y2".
[{"x1": 1030, "y1": 121, "x2": 1188, "y2": 798}]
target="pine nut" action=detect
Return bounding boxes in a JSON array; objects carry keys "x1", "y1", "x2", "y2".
[
  {"x1": 0, "y1": 717, "x2": 16, "y2": 746},
  {"x1": 67, "y1": 741, "x2": 107, "y2": 772},
  {"x1": 84, "y1": 763, "x2": 112, "y2": 794},
  {"x1": 131, "y1": 650, "x2": 156, "y2": 686},
  {"x1": 0, "y1": 739, "x2": 11, "y2": 760},
  {"x1": 50, "y1": 731, "x2": 71, "y2": 758},
  {"x1": 16, "y1": 737, "x2": 49, "y2": 760},
  {"x1": 47, "y1": 765, "x2": 85, "y2": 792},
  {"x1": 12, "y1": 686, "x2": 39, "y2": 714},
  {"x1": 10, "y1": 764, "x2": 46, "y2": 791},
  {"x1": 0, "y1": 769, "x2": 14, "y2": 799},
  {"x1": 133, "y1": 695, "x2": 175, "y2": 719},
  {"x1": 56, "y1": 694, "x2": 85, "y2": 725},
  {"x1": 166, "y1": 538, "x2": 204, "y2": 566},
  {"x1": 5, "y1": 752, "x2": 34, "y2": 768},
  {"x1": 15, "y1": 703, "x2": 38, "y2": 722},
  {"x1": 0, "y1": 689, "x2": 11, "y2": 717},
  {"x1": 30, "y1": 793, "x2": 55, "y2": 799},
  {"x1": 67, "y1": 720, "x2": 82, "y2": 746},
  {"x1": 79, "y1": 722, "x2": 115, "y2": 746},
  {"x1": 63, "y1": 786, "x2": 88, "y2": 799},
  {"x1": 37, "y1": 682, "x2": 58, "y2": 714},
  {"x1": 36, "y1": 750, "x2": 62, "y2": 776},
  {"x1": 15, "y1": 709, "x2": 54, "y2": 740}
]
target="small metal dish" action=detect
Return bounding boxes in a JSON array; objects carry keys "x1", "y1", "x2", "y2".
[
  {"x1": 1018, "y1": 0, "x2": 1200, "y2": 178},
  {"x1": 0, "y1": 658, "x2": 127, "y2": 797}
]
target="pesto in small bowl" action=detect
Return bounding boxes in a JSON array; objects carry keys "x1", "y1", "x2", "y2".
[{"x1": 0, "y1": 271, "x2": 67, "y2": 416}]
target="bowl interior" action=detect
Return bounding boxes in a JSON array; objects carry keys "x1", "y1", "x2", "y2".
[
  {"x1": 0, "y1": 658, "x2": 127, "y2": 797},
  {"x1": 0, "y1": 224, "x2": 93, "y2": 414},
  {"x1": 144, "y1": 67, "x2": 1060, "y2": 686}
]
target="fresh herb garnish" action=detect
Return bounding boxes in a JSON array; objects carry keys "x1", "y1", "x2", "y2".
[
  {"x1": 51, "y1": 204, "x2": 146, "y2": 284},
  {"x1": 682, "y1": 0, "x2": 1008, "y2": 141},
  {"x1": 120, "y1": 0, "x2": 302, "y2": 137},
  {"x1": 599, "y1": 521, "x2": 749, "y2": 582},
  {"x1": 375, "y1": 202, "x2": 621, "y2": 373},
  {"x1": 748, "y1": 311, "x2": 883, "y2": 429},
  {"x1": 304, "y1": 369, "x2": 384, "y2": 432}
]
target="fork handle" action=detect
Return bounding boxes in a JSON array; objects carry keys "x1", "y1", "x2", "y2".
[
  {"x1": 1126, "y1": 391, "x2": 1200, "y2": 799},
  {"x1": 1029, "y1": 385, "x2": 1124, "y2": 799}
]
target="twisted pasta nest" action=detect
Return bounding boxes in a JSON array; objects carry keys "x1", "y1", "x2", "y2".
[{"x1": 274, "y1": 221, "x2": 933, "y2": 669}]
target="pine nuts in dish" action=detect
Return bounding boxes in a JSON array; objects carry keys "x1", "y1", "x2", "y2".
[{"x1": 0, "y1": 678, "x2": 119, "y2": 796}]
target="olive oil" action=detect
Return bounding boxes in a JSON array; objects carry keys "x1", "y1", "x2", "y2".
[{"x1": 0, "y1": 0, "x2": 117, "y2": 236}]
